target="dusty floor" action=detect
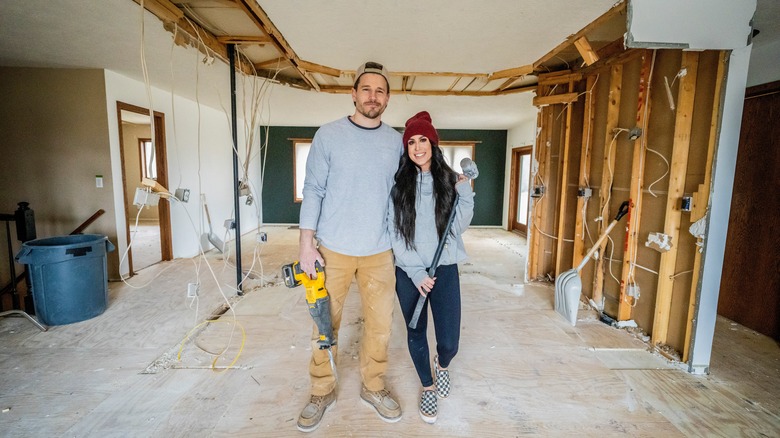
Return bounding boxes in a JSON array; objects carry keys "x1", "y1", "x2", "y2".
[{"x1": 0, "y1": 226, "x2": 778, "y2": 437}]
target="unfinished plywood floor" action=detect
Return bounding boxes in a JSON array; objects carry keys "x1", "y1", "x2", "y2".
[{"x1": 1, "y1": 226, "x2": 778, "y2": 437}]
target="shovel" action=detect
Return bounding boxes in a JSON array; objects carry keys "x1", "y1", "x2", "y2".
[
  {"x1": 554, "y1": 200, "x2": 629, "y2": 326},
  {"x1": 200, "y1": 194, "x2": 224, "y2": 253}
]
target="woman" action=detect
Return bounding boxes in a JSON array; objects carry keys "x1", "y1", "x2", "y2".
[{"x1": 389, "y1": 111, "x2": 474, "y2": 423}]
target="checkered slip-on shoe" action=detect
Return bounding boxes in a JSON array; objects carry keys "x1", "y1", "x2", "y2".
[
  {"x1": 419, "y1": 389, "x2": 437, "y2": 424},
  {"x1": 434, "y1": 355, "x2": 451, "y2": 398}
]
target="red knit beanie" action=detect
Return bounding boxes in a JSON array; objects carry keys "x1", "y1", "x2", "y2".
[{"x1": 402, "y1": 111, "x2": 439, "y2": 146}]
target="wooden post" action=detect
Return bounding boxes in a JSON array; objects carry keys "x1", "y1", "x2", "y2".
[
  {"x1": 573, "y1": 75, "x2": 597, "y2": 268},
  {"x1": 683, "y1": 51, "x2": 727, "y2": 362},
  {"x1": 618, "y1": 50, "x2": 653, "y2": 321},
  {"x1": 555, "y1": 81, "x2": 577, "y2": 274},
  {"x1": 593, "y1": 64, "x2": 623, "y2": 306},
  {"x1": 529, "y1": 106, "x2": 548, "y2": 279},
  {"x1": 652, "y1": 51, "x2": 700, "y2": 345}
]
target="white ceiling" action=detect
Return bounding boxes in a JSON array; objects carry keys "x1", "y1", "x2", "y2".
[{"x1": 1, "y1": 0, "x2": 777, "y2": 130}]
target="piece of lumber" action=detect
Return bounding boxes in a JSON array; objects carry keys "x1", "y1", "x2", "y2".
[
  {"x1": 538, "y1": 72, "x2": 584, "y2": 86},
  {"x1": 70, "y1": 209, "x2": 106, "y2": 235},
  {"x1": 131, "y1": 0, "x2": 183, "y2": 23},
  {"x1": 683, "y1": 50, "x2": 727, "y2": 362},
  {"x1": 574, "y1": 37, "x2": 600, "y2": 66},
  {"x1": 298, "y1": 60, "x2": 342, "y2": 77},
  {"x1": 618, "y1": 50, "x2": 653, "y2": 321},
  {"x1": 573, "y1": 75, "x2": 597, "y2": 268},
  {"x1": 652, "y1": 51, "x2": 700, "y2": 345},
  {"x1": 216, "y1": 36, "x2": 271, "y2": 45},
  {"x1": 489, "y1": 65, "x2": 534, "y2": 81},
  {"x1": 534, "y1": 1, "x2": 627, "y2": 69},
  {"x1": 530, "y1": 106, "x2": 554, "y2": 278},
  {"x1": 593, "y1": 64, "x2": 623, "y2": 306},
  {"x1": 533, "y1": 93, "x2": 579, "y2": 107},
  {"x1": 555, "y1": 81, "x2": 577, "y2": 274},
  {"x1": 235, "y1": 0, "x2": 319, "y2": 90}
]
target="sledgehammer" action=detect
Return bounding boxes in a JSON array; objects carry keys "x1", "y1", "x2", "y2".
[{"x1": 408, "y1": 158, "x2": 478, "y2": 329}]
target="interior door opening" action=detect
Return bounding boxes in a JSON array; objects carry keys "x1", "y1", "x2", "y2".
[
  {"x1": 509, "y1": 146, "x2": 532, "y2": 236},
  {"x1": 117, "y1": 102, "x2": 172, "y2": 275}
]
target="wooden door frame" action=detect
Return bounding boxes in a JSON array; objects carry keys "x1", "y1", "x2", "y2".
[
  {"x1": 508, "y1": 145, "x2": 533, "y2": 235},
  {"x1": 116, "y1": 101, "x2": 173, "y2": 275}
]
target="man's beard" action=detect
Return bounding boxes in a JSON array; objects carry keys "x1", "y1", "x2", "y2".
[{"x1": 356, "y1": 101, "x2": 385, "y2": 119}]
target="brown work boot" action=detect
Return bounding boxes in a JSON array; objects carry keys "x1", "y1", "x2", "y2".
[
  {"x1": 297, "y1": 390, "x2": 336, "y2": 432},
  {"x1": 360, "y1": 385, "x2": 402, "y2": 422}
]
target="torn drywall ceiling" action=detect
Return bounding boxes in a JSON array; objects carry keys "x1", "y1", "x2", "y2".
[{"x1": 626, "y1": 0, "x2": 756, "y2": 49}]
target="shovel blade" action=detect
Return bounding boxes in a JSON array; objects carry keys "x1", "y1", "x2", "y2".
[{"x1": 554, "y1": 269, "x2": 582, "y2": 326}]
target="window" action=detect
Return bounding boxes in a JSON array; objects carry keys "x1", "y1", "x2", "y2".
[
  {"x1": 438, "y1": 142, "x2": 475, "y2": 175},
  {"x1": 292, "y1": 139, "x2": 312, "y2": 202},
  {"x1": 139, "y1": 139, "x2": 156, "y2": 180}
]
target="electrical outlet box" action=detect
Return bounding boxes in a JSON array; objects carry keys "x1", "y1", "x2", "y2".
[
  {"x1": 224, "y1": 219, "x2": 235, "y2": 230},
  {"x1": 187, "y1": 283, "x2": 199, "y2": 298},
  {"x1": 627, "y1": 283, "x2": 641, "y2": 299},
  {"x1": 577, "y1": 187, "x2": 593, "y2": 198},
  {"x1": 133, "y1": 187, "x2": 160, "y2": 207},
  {"x1": 174, "y1": 188, "x2": 190, "y2": 203},
  {"x1": 256, "y1": 232, "x2": 267, "y2": 243}
]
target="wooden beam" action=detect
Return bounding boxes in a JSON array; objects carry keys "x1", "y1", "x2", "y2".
[
  {"x1": 534, "y1": 1, "x2": 627, "y2": 69},
  {"x1": 391, "y1": 71, "x2": 488, "y2": 78},
  {"x1": 618, "y1": 50, "x2": 653, "y2": 321},
  {"x1": 318, "y1": 85, "x2": 536, "y2": 97},
  {"x1": 683, "y1": 50, "x2": 727, "y2": 362},
  {"x1": 572, "y1": 75, "x2": 597, "y2": 268},
  {"x1": 216, "y1": 35, "x2": 272, "y2": 45},
  {"x1": 254, "y1": 57, "x2": 289, "y2": 69},
  {"x1": 235, "y1": 0, "x2": 319, "y2": 90},
  {"x1": 574, "y1": 36, "x2": 600, "y2": 65},
  {"x1": 555, "y1": 81, "x2": 576, "y2": 274},
  {"x1": 652, "y1": 51, "x2": 700, "y2": 345},
  {"x1": 533, "y1": 92, "x2": 579, "y2": 107},
  {"x1": 132, "y1": 0, "x2": 183, "y2": 23},
  {"x1": 529, "y1": 106, "x2": 554, "y2": 278},
  {"x1": 298, "y1": 60, "x2": 342, "y2": 77},
  {"x1": 538, "y1": 72, "x2": 583, "y2": 86},
  {"x1": 489, "y1": 65, "x2": 534, "y2": 81},
  {"x1": 593, "y1": 64, "x2": 623, "y2": 307}
]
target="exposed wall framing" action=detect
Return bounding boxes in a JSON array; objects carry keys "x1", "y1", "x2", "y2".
[{"x1": 529, "y1": 48, "x2": 728, "y2": 356}]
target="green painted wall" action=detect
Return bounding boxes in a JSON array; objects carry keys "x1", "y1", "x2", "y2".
[{"x1": 260, "y1": 126, "x2": 506, "y2": 226}]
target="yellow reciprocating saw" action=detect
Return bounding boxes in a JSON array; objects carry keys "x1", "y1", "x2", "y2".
[{"x1": 282, "y1": 261, "x2": 337, "y2": 372}]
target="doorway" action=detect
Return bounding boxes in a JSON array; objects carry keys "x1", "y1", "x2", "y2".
[
  {"x1": 117, "y1": 102, "x2": 172, "y2": 274},
  {"x1": 508, "y1": 146, "x2": 532, "y2": 235}
]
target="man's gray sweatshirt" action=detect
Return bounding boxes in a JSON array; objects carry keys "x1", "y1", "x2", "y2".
[
  {"x1": 389, "y1": 171, "x2": 475, "y2": 288},
  {"x1": 300, "y1": 116, "x2": 403, "y2": 256}
]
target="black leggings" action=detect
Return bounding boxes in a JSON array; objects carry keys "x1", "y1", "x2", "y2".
[{"x1": 395, "y1": 264, "x2": 461, "y2": 387}]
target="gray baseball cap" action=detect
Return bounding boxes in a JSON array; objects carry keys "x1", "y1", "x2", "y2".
[{"x1": 354, "y1": 61, "x2": 390, "y2": 88}]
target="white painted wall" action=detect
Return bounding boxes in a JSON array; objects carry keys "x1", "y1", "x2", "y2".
[
  {"x1": 627, "y1": 0, "x2": 756, "y2": 49},
  {"x1": 104, "y1": 70, "x2": 259, "y2": 275},
  {"x1": 502, "y1": 113, "x2": 539, "y2": 229}
]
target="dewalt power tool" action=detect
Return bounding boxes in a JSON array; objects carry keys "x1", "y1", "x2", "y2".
[{"x1": 282, "y1": 260, "x2": 337, "y2": 379}]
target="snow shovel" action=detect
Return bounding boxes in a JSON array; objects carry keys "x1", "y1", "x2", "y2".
[
  {"x1": 200, "y1": 194, "x2": 224, "y2": 253},
  {"x1": 554, "y1": 200, "x2": 629, "y2": 326}
]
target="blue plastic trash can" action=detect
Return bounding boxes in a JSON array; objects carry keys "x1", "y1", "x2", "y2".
[{"x1": 15, "y1": 234, "x2": 115, "y2": 326}]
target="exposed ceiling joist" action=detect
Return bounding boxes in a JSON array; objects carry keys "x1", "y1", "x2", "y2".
[{"x1": 134, "y1": 0, "x2": 628, "y2": 97}]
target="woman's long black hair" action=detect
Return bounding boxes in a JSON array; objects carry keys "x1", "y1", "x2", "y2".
[{"x1": 391, "y1": 142, "x2": 458, "y2": 250}]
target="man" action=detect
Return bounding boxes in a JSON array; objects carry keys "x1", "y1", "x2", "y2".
[{"x1": 296, "y1": 61, "x2": 404, "y2": 432}]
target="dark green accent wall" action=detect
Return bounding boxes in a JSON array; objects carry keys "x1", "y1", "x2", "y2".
[
  {"x1": 440, "y1": 129, "x2": 507, "y2": 226},
  {"x1": 260, "y1": 126, "x2": 506, "y2": 226}
]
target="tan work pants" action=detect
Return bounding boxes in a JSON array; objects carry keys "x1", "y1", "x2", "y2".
[{"x1": 309, "y1": 245, "x2": 396, "y2": 396}]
